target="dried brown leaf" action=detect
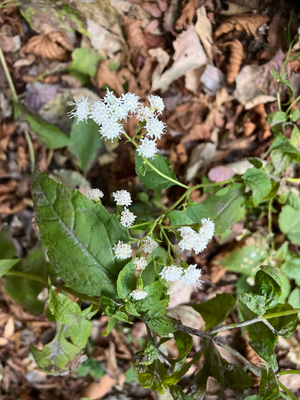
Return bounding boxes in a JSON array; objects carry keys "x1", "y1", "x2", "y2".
[
  {"x1": 21, "y1": 32, "x2": 73, "y2": 61},
  {"x1": 175, "y1": 0, "x2": 199, "y2": 31},
  {"x1": 93, "y1": 60, "x2": 125, "y2": 96},
  {"x1": 224, "y1": 39, "x2": 244, "y2": 84},
  {"x1": 253, "y1": 103, "x2": 271, "y2": 139},
  {"x1": 122, "y1": 15, "x2": 148, "y2": 68},
  {"x1": 215, "y1": 13, "x2": 269, "y2": 38}
]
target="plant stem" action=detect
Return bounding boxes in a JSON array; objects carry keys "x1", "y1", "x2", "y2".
[
  {"x1": 24, "y1": 127, "x2": 35, "y2": 170},
  {"x1": 278, "y1": 381, "x2": 298, "y2": 400},
  {"x1": 286, "y1": 177, "x2": 300, "y2": 183},
  {"x1": 129, "y1": 221, "x2": 153, "y2": 230},
  {"x1": 278, "y1": 370, "x2": 300, "y2": 376},
  {"x1": 263, "y1": 308, "x2": 300, "y2": 319},
  {"x1": 0, "y1": 47, "x2": 18, "y2": 103},
  {"x1": 208, "y1": 316, "x2": 277, "y2": 335}
]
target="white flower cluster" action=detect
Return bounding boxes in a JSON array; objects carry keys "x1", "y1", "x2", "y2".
[
  {"x1": 178, "y1": 218, "x2": 215, "y2": 254},
  {"x1": 130, "y1": 289, "x2": 148, "y2": 300},
  {"x1": 160, "y1": 264, "x2": 203, "y2": 291},
  {"x1": 133, "y1": 257, "x2": 148, "y2": 270},
  {"x1": 68, "y1": 92, "x2": 166, "y2": 159},
  {"x1": 112, "y1": 190, "x2": 136, "y2": 228},
  {"x1": 141, "y1": 236, "x2": 159, "y2": 254},
  {"x1": 113, "y1": 241, "x2": 132, "y2": 259},
  {"x1": 120, "y1": 208, "x2": 136, "y2": 227},
  {"x1": 86, "y1": 189, "x2": 104, "y2": 202}
]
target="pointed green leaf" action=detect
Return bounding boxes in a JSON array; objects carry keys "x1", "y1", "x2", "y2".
[
  {"x1": 32, "y1": 169, "x2": 130, "y2": 297},
  {"x1": 242, "y1": 168, "x2": 272, "y2": 206},
  {"x1": 117, "y1": 260, "x2": 136, "y2": 299},
  {"x1": 0, "y1": 259, "x2": 20, "y2": 277}
]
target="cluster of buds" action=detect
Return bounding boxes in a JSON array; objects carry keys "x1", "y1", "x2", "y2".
[{"x1": 68, "y1": 90, "x2": 166, "y2": 159}]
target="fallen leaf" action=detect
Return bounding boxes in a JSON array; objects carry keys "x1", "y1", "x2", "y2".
[
  {"x1": 21, "y1": 31, "x2": 73, "y2": 61},
  {"x1": 83, "y1": 374, "x2": 116, "y2": 399},
  {"x1": 93, "y1": 60, "x2": 125, "y2": 96},
  {"x1": 208, "y1": 165, "x2": 235, "y2": 182},
  {"x1": 185, "y1": 142, "x2": 216, "y2": 181},
  {"x1": 195, "y1": 7, "x2": 213, "y2": 61},
  {"x1": 152, "y1": 25, "x2": 207, "y2": 92},
  {"x1": 215, "y1": 13, "x2": 269, "y2": 38},
  {"x1": 224, "y1": 39, "x2": 243, "y2": 84},
  {"x1": 175, "y1": 0, "x2": 199, "y2": 30},
  {"x1": 122, "y1": 15, "x2": 148, "y2": 68}
]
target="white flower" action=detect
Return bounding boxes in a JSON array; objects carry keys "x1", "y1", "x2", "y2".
[
  {"x1": 147, "y1": 95, "x2": 165, "y2": 114},
  {"x1": 181, "y1": 264, "x2": 203, "y2": 290},
  {"x1": 87, "y1": 189, "x2": 104, "y2": 202},
  {"x1": 145, "y1": 117, "x2": 166, "y2": 140},
  {"x1": 113, "y1": 241, "x2": 132, "y2": 259},
  {"x1": 133, "y1": 257, "x2": 148, "y2": 270},
  {"x1": 99, "y1": 118, "x2": 123, "y2": 140},
  {"x1": 178, "y1": 227, "x2": 197, "y2": 251},
  {"x1": 130, "y1": 289, "x2": 148, "y2": 300},
  {"x1": 135, "y1": 106, "x2": 153, "y2": 122},
  {"x1": 193, "y1": 234, "x2": 208, "y2": 254},
  {"x1": 120, "y1": 208, "x2": 136, "y2": 227},
  {"x1": 90, "y1": 101, "x2": 111, "y2": 125},
  {"x1": 199, "y1": 218, "x2": 215, "y2": 241},
  {"x1": 159, "y1": 265, "x2": 183, "y2": 282},
  {"x1": 104, "y1": 89, "x2": 118, "y2": 106},
  {"x1": 110, "y1": 97, "x2": 129, "y2": 121},
  {"x1": 141, "y1": 236, "x2": 158, "y2": 254},
  {"x1": 122, "y1": 93, "x2": 141, "y2": 113},
  {"x1": 113, "y1": 190, "x2": 132, "y2": 206},
  {"x1": 68, "y1": 96, "x2": 90, "y2": 123},
  {"x1": 137, "y1": 137, "x2": 157, "y2": 159}
]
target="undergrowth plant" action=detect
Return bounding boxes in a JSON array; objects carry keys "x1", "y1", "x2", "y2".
[{"x1": 1, "y1": 51, "x2": 300, "y2": 400}]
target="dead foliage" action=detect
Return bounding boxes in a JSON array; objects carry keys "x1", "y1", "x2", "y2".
[
  {"x1": 21, "y1": 31, "x2": 73, "y2": 61},
  {"x1": 214, "y1": 13, "x2": 269, "y2": 38},
  {"x1": 122, "y1": 15, "x2": 148, "y2": 68},
  {"x1": 175, "y1": 0, "x2": 200, "y2": 30},
  {"x1": 224, "y1": 39, "x2": 244, "y2": 84},
  {"x1": 289, "y1": 52, "x2": 300, "y2": 73}
]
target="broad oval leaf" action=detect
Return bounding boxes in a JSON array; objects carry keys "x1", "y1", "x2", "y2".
[{"x1": 32, "y1": 169, "x2": 130, "y2": 297}]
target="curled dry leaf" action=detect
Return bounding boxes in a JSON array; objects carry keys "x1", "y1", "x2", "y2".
[
  {"x1": 253, "y1": 103, "x2": 271, "y2": 139},
  {"x1": 21, "y1": 32, "x2": 73, "y2": 61},
  {"x1": 122, "y1": 15, "x2": 148, "y2": 68},
  {"x1": 224, "y1": 39, "x2": 244, "y2": 84},
  {"x1": 195, "y1": 6, "x2": 213, "y2": 61},
  {"x1": 214, "y1": 13, "x2": 269, "y2": 38},
  {"x1": 175, "y1": 0, "x2": 199, "y2": 31}
]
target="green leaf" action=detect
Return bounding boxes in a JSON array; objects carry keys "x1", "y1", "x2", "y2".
[
  {"x1": 5, "y1": 249, "x2": 48, "y2": 315},
  {"x1": 100, "y1": 296, "x2": 128, "y2": 322},
  {"x1": 185, "y1": 202, "x2": 209, "y2": 223},
  {"x1": 170, "y1": 386, "x2": 189, "y2": 400},
  {"x1": 76, "y1": 358, "x2": 105, "y2": 379},
  {"x1": 291, "y1": 109, "x2": 300, "y2": 123},
  {"x1": 135, "y1": 153, "x2": 178, "y2": 190},
  {"x1": 268, "y1": 111, "x2": 287, "y2": 127},
  {"x1": 255, "y1": 266, "x2": 282, "y2": 309},
  {"x1": 279, "y1": 205, "x2": 300, "y2": 245},
  {"x1": 174, "y1": 331, "x2": 193, "y2": 360},
  {"x1": 31, "y1": 324, "x2": 80, "y2": 375},
  {"x1": 167, "y1": 210, "x2": 193, "y2": 226},
  {"x1": 146, "y1": 299, "x2": 169, "y2": 318},
  {"x1": 202, "y1": 184, "x2": 245, "y2": 238},
  {"x1": 117, "y1": 260, "x2": 136, "y2": 299},
  {"x1": 0, "y1": 228, "x2": 15, "y2": 258},
  {"x1": 238, "y1": 301, "x2": 278, "y2": 370},
  {"x1": 146, "y1": 315, "x2": 176, "y2": 336},
  {"x1": 25, "y1": 113, "x2": 72, "y2": 149},
  {"x1": 136, "y1": 281, "x2": 166, "y2": 313},
  {"x1": 270, "y1": 134, "x2": 300, "y2": 174},
  {"x1": 0, "y1": 259, "x2": 20, "y2": 277},
  {"x1": 266, "y1": 303, "x2": 298, "y2": 338},
  {"x1": 288, "y1": 288, "x2": 300, "y2": 310},
  {"x1": 32, "y1": 169, "x2": 130, "y2": 297},
  {"x1": 69, "y1": 48, "x2": 102, "y2": 77},
  {"x1": 282, "y1": 255, "x2": 300, "y2": 285},
  {"x1": 69, "y1": 119, "x2": 103, "y2": 176},
  {"x1": 244, "y1": 397, "x2": 263, "y2": 400},
  {"x1": 259, "y1": 364, "x2": 279, "y2": 400},
  {"x1": 242, "y1": 168, "x2": 272, "y2": 206},
  {"x1": 220, "y1": 243, "x2": 268, "y2": 275},
  {"x1": 193, "y1": 293, "x2": 236, "y2": 330}
]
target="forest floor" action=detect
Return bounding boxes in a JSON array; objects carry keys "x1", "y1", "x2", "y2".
[{"x1": 0, "y1": 0, "x2": 300, "y2": 399}]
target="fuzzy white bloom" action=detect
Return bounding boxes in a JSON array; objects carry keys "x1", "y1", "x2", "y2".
[
  {"x1": 113, "y1": 241, "x2": 132, "y2": 259},
  {"x1": 141, "y1": 236, "x2": 158, "y2": 254},
  {"x1": 135, "y1": 106, "x2": 153, "y2": 122},
  {"x1": 137, "y1": 137, "x2": 157, "y2": 159},
  {"x1": 159, "y1": 265, "x2": 183, "y2": 282},
  {"x1": 68, "y1": 96, "x2": 90, "y2": 123},
  {"x1": 104, "y1": 89, "x2": 118, "y2": 106},
  {"x1": 133, "y1": 257, "x2": 148, "y2": 271},
  {"x1": 193, "y1": 234, "x2": 209, "y2": 254},
  {"x1": 147, "y1": 94, "x2": 165, "y2": 114},
  {"x1": 178, "y1": 227, "x2": 197, "y2": 251},
  {"x1": 199, "y1": 218, "x2": 215, "y2": 241},
  {"x1": 99, "y1": 119, "x2": 123, "y2": 140},
  {"x1": 130, "y1": 289, "x2": 148, "y2": 300},
  {"x1": 89, "y1": 101, "x2": 111, "y2": 125},
  {"x1": 112, "y1": 190, "x2": 132, "y2": 206},
  {"x1": 181, "y1": 264, "x2": 203, "y2": 289},
  {"x1": 122, "y1": 93, "x2": 141, "y2": 113},
  {"x1": 120, "y1": 208, "x2": 136, "y2": 227},
  {"x1": 109, "y1": 97, "x2": 129, "y2": 121},
  {"x1": 145, "y1": 117, "x2": 166, "y2": 140},
  {"x1": 86, "y1": 189, "x2": 104, "y2": 202}
]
